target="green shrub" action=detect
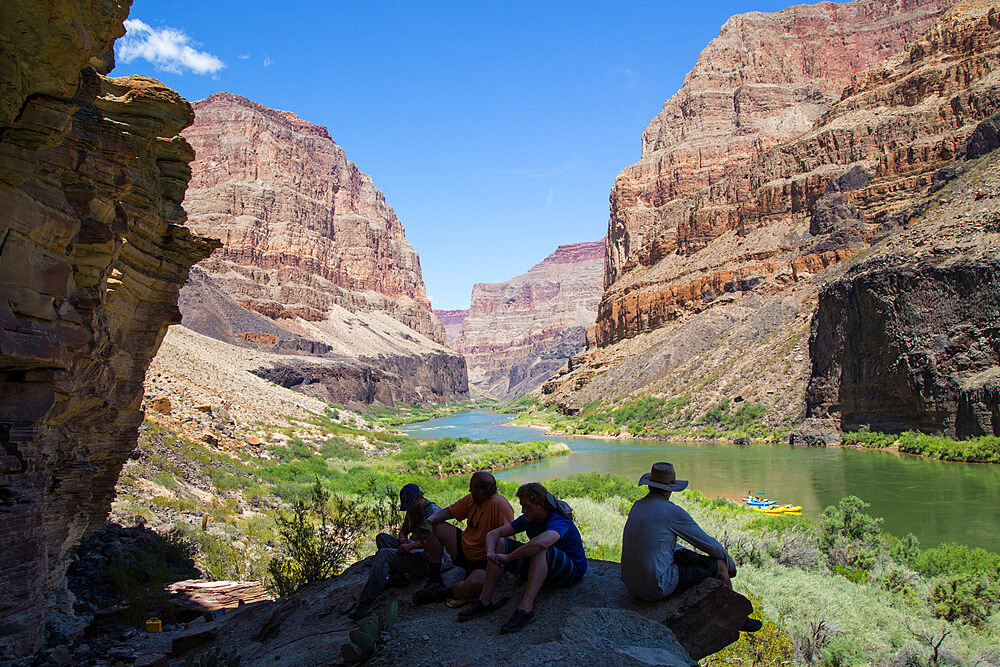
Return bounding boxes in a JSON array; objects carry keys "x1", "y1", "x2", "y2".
[
  {"x1": 268, "y1": 480, "x2": 368, "y2": 596},
  {"x1": 544, "y1": 472, "x2": 645, "y2": 503},
  {"x1": 913, "y1": 542, "x2": 1000, "y2": 580},
  {"x1": 744, "y1": 513, "x2": 813, "y2": 535},
  {"x1": 831, "y1": 565, "x2": 870, "y2": 585},
  {"x1": 703, "y1": 399, "x2": 732, "y2": 424},
  {"x1": 702, "y1": 591, "x2": 795, "y2": 666},
  {"x1": 320, "y1": 437, "x2": 362, "y2": 460},
  {"x1": 928, "y1": 574, "x2": 999, "y2": 626},
  {"x1": 819, "y1": 496, "x2": 882, "y2": 569}
]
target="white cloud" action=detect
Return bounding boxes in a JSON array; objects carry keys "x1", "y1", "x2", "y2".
[
  {"x1": 238, "y1": 53, "x2": 250, "y2": 60},
  {"x1": 263, "y1": 54, "x2": 273, "y2": 67},
  {"x1": 118, "y1": 19, "x2": 224, "y2": 75}
]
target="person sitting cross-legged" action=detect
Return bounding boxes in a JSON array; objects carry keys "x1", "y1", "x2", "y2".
[
  {"x1": 346, "y1": 483, "x2": 441, "y2": 620},
  {"x1": 457, "y1": 482, "x2": 587, "y2": 633}
]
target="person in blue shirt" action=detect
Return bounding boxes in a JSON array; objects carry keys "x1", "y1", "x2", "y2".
[{"x1": 456, "y1": 482, "x2": 586, "y2": 633}]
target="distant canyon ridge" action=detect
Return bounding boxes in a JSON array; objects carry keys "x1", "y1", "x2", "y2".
[{"x1": 438, "y1": 240, "x2": 605, "y2": 399}]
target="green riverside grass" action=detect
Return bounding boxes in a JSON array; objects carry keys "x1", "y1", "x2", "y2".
[
  {"x1": 842, "y1": 425, "x2": 1000, "y2": 463},
  {"x1": 117, "y1": 410, "x2": 1000, "y2": 665},
  {"x1": 503, "y1": 394, "x2": 790, "y2": 443}
]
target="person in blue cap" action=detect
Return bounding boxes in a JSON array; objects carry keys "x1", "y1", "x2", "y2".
[{"x1": 345, "y1": 483, "x2": 442, "y2": 619}]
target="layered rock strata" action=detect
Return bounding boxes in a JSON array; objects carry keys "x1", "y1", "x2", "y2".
[
  {"x1": 607, "y1": 0, "x2": 954, "y2": 286},
  {"x1": 178, "y1": 93, "x2": 467, "y2": 405},
  {"x1": 548, "y1": 0, "x2": 1000, "y2": 425},
  {"x1": 455, "y1": 241, "x2": 604, "y2": 399},
  {"x1": 432, "y1": 309, "x2": 469, "y2": 341},
  {"x1": 807, "y1": 141, "x2": 1000, "y2": 437},
  {"x1": 0, "y1": 3, "x2": 217, "y2": 657}
]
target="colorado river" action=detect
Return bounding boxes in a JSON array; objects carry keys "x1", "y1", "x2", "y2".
[{"x1": 402, "y1": 410, "x2": 1000, "y2": 552}]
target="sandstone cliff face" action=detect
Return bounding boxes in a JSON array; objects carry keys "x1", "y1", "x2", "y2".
[
  {"x1": 177, "y1": 93, "x2": 468, "y2": 405},
  {"x1": 607, "y1": 0, "x2": 954, "y2": 287},
  {"x1": 455, "y1": 242, "x2": 604, "y2": 399},
  {"x1": 547, "y1": 0, "x2": 1000, "y2": 423},
  {"x1": 182, "y1": 93, "x2": 446, "y2": 344},
  {"x1": 0, "y1": 3, "x2": 217, "y2": 657}
]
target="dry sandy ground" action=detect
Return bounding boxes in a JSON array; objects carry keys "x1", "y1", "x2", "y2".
[{"x1": 145, "y1": 324, "x2": 330, "y2": 426}]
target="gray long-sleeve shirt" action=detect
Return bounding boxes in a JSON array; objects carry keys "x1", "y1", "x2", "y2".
[{"x1": 621, "y1": 493, "x2": 736, "y2": 600}]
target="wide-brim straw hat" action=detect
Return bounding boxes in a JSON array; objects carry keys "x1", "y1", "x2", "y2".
[{"x1": 638, "y1": 462, "x2": 688, "y2": 492}]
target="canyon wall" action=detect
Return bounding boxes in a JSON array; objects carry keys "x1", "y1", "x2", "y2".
[
  {"x1": 0, "y1": 3, "x2": 217, "y2": 657},
  {"x1": 808, "y1": 129, "x2": 1000, "y2": 437},
  {"x1": 433, "y1": 309, "x2": 469, "y2": 341},
  {"x1": 607, "y1": 0, "x2": 954, "y2": 287},
  {"x1": 178, "y1": 93, "x2": 468, "y2": 405},
  {"x1": 546, "y1": 0, "x2": 1000, "y2": 431},
  {"x1": 455, "y1": 241, "x2": 604, "y2": 399}
]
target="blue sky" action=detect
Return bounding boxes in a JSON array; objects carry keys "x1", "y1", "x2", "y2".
[{"x1": 112, "y1": 0, "x2": 820, "y2": 310}]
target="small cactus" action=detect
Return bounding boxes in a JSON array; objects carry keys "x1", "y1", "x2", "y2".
[
  {"x1": 350, "y1": 628, "x2": 377, "y2": 654},
  {"x1": 340, "y1": 643, "x2": 368, "y2": 663},
  {"x1": 359, "y1": 616, "x2": 378, "y2": 637},
  {"x1": 385, "y1": 601, "x2": 398, "y2": 629},
  {"x1": 341, "y1": 600, "x2": 399, "y2": 663}
]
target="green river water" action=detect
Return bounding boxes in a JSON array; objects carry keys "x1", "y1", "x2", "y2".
[{"x1": 402, "y1": 410, "x2": 1000, "y2": 553}]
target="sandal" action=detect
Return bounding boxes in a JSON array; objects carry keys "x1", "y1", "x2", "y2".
[{"x1": 446, "y1": 597, "x2": 469, "y2": 608}]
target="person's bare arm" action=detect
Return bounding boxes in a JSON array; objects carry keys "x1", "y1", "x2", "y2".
[
  {"x1": 499, "y1": 529, "x2": 559, "y2": 562},
  {"x1": 428, "y1": 506, "x2": 452, "y2": 525},
  {"x1": 485, "y1": 524, "x2": 516, "y2": 559}
]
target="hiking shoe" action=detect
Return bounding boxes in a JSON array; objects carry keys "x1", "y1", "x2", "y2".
[
  {"x1": 348, "y1": 598, "x2": 378, "y2": 620},
  {"x1": 456, "y1": 596, "x2": 509, "y2": 622},
  {"x1": 386, "y1": 572, "x2": 409, "y2": 588},
  {"x1": 413, "y1": 583, "x2": 450, "y2": 605},
  {"x1": 740, "y1": 617, "x2": 763, "y2": 633},
  {"x1": 500, "y1": 608, "x2": 534, "y2": 633}
]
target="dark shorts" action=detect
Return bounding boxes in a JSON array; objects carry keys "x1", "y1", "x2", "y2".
[
  {"x1": 502, "y1": 538, "x2": 584, "y2": 587},
  {"x1": 454, "y1": 528, "x2": 487, "y2": 572},
  {"x1": 673, "y1": 547, "x2": 719, "y2": 593}
]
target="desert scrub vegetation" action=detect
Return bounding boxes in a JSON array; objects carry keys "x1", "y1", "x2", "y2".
[
  {"x1": 360, "y1": 399, "x2": 496, "y2": 427},
  {"x1": 842, "y1": 425, "x2": 1000, "y2": 463},
  {"x1": 515, "y1": 394, "x2": 789, "y2": 443}
]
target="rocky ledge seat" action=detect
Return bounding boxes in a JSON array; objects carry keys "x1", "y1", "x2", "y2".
[{"x1": 144, "y1": 557, "x2": 753, "y2": 666}]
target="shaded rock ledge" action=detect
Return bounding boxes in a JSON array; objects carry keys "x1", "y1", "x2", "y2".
[{"x1": 145, "y1": 558, "x2": 752, "y2": 666}]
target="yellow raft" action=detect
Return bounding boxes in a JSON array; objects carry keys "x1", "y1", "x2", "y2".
[{"x1": 753, "y1": 504, "x2": 802, "y2": 514}]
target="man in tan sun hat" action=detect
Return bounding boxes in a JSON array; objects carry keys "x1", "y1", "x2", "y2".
[{"x1": 621, "y1": 462, "x2": 737, "y2": 601}]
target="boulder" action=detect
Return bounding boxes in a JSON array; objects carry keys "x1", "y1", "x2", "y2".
[
  {"x1": 148, "y1": 397, "x2": 173, "y2": 415},
  {"x1": 166, "y1": 580, "x2": 272, "y2": 621}
]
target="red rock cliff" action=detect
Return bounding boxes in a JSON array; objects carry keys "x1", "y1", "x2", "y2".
[
  {"x1": 176, "y1": 94, "x2": 468, "y2": 405},
  {"x1": 456, "y1": 241, "x2": 604, "y2": 399},
  {"x1": 181, "y1": 93, "x2": 447, "y2": 345},
  {"x1": 0, "y1": 3, "x2": 217, "y2": 657},
  {"x1": 546, "y1": 0, "x2": 1000, "y2": 422},
  {"x1": 607, "y1": 0, "x2": 954, "y2": 287}
]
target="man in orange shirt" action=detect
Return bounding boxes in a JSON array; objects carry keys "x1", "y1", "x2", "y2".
[{"x1": 414, "y1": 471, "x2": 514, "y2": 604}]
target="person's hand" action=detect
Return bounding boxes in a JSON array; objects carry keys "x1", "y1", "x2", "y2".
[
  {"x1": 398, "y1": 539, "x2": 413, "y2": 553},
  {"x1": 489, "y1": 552, "x2": 509, "y2": 565}
]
